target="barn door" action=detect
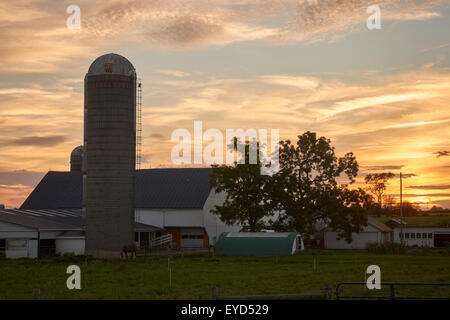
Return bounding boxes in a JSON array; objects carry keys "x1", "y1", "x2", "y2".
[{"x1": 180, "y1": 228, "x2": 204, "y2": 248}]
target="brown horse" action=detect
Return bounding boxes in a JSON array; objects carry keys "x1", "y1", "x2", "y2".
[{"x1": 121, "y1": 244, "x2": 137, "y2": 259}]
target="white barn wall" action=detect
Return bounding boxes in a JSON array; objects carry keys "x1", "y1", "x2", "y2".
[
  {"x1": 0, "y1": 221, "x2": 36, "y2": 239},
  {"x1": 136, "y1": 208, "x2": 203, "y2": 228},
  {"x1": 203, "y1": 190, "x2": 240, "y2": 245},
  {"x1": 135, "y1": 209, "x2": 163, "y2": 227},
  {"x1": 40, "y1": 231, "x2": 60, "y2": 239},
  {"x1": 165, "y1": 209, "x2": 203, "y2": 227}
]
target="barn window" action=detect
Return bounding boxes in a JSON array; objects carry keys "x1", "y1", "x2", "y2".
[
  {"x1": 411, "y1": 233, "x2": 415, "y2": 239},
  {"x1": 422, "y1": 233, "x2": 427, "y2": 239},
  {"x1": 416, "y1": 233, "x2": 421, "y2": 239},
  {"x1": 428, "y1": 233, "x2": 433, "y2": 239},
  {"x1": 181, "y1": 234, "x2": 204, "y2": 239},
  {"x1": 399, "y1": 232, "x2": 403, "y2": 239},
  {"x1": 405, "y1": 233, "x2": 410, "y2": 239}
]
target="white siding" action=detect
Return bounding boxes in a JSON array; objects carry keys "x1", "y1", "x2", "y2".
[
  {"x1": 393, "y1": 227, "x2": 450, "y2": 247},
  {"x1": 135, "y1": 208, "x2": 164, "y2": 228},
  {"x1": 136, "y1": 208, "x2": 204, "y2": 228},
  {"x1": 325, "y1": 225, "x2": 382, "y2": 249},
  {"x1": 203, "y1": 190, "x2": 240, "y2": 245},
  {"x1": 0, "y1": 220, "x2": 37, "y2": 239},
  {"x1": 40, "y1": 231, "x2": 60, "y2": 240}
]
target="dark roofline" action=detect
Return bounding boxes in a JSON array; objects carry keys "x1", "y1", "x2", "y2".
[{"x1": 21, "y1": 167, "x2": 213, "y2": 210}]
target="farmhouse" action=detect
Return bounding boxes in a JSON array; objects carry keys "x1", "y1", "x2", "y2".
[
  {"x1": 323, "y1": 216, "x2": 392, "y2": 249},
  {"x1": 19, "y1": 167, "x2": 239, "y2": 249}
]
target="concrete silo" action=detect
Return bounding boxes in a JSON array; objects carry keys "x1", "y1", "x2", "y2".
[
  {"x1": 84, "y1": 53, "x2": 136, "y2": 258},
  {"x1": 70, "y1": 146, "x2": 83, "y2": 172}
]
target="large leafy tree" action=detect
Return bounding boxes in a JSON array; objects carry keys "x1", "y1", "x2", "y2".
[
  {"x1": 209, "y1": 139, "x2": 272, "y2": 231},
  {"x1": 269, "y1": 132, "x2": 371, "y2": 242}
]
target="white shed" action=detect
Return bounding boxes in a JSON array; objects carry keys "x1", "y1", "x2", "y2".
[{"x1": 323, "y1": 216, "x2": 392, "y2": 249}]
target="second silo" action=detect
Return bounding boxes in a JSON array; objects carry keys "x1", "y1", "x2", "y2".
[{"x1": 84, "y1": 53, "x2": 136, "y2": 258}]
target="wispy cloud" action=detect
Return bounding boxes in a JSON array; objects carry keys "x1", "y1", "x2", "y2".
[
  {"x1": 8, "y1": 135, "x2": 67, "y2": 147},
  {"x1": 434, "y1": 150, "x2": 450, "y2": 157}
]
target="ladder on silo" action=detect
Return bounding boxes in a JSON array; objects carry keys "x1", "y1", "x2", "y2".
[{"x1": 136, "y1": 79, "x2": 142, "y2": 170}]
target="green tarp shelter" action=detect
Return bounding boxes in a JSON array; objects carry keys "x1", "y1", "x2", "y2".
[{"x1": 215, "y1": 232, "x2": 300, "y2": 257}]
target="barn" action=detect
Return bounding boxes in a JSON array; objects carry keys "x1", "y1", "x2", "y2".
[
  {"x1": 323, "y1": 216, "x2": 392, "y2": 249},
  {"x1": 19, "y1": 167, "x2": 239, "y2": 249},
  {"x1": 215, "y1": 232, "x2": 303, "y2": 257},
  {"x1": 0, "y1": 208, "x2": 161, "y2": 258}
]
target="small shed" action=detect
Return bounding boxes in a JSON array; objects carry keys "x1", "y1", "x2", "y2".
[
  {"x1": 215, "y1": 232, "x2": 302, "y2": 257},
  {"x1": 323, "y1": 216, "x2": 392, "y2": 249}
]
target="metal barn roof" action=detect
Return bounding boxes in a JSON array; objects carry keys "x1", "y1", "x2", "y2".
[
  {"x1": 20, "y1": 168, "x2": 213, "y2": 210},
  {"x1": 215, "y1": 232, "x2": 299, "y2": 257},
  {"x1": 0, "y1": 208, "x2": 160, "y2": 232},
  {"x1": 0, "y1": 209, "x2": 80, "y2": 230}
]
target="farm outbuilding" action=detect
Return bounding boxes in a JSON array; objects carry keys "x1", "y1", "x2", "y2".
[
  {"x1": 394, "y1": 227, "x2": 450, "y2": 247},
  {"x1": 0, "y1": 208, "x2": 161, "y2": 259},
  {"x1": 323, "y1": 216, "x2": 392, "y2": 249},
  {"x1": 215, "y1": 232, "x2": 303, "y2": 257}
]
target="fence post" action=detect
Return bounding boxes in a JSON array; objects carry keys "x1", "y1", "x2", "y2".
[
  {"x1": 390, "y1": 284, "x2": 395, "y2": 300},
  {"x1": 211, "y1": 287, "x2": 218, "y2": 300},
  {"x1": 325, "y1": 285, "x2": 333, "y2": 300},
  {"x1": 33, "y1": 287, "x2": 40, "y2": 300}
]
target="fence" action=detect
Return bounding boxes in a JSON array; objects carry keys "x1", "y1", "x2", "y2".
[
  {"x1": 151, "y1": 234, "x2": 172, "y2": 248},
  {"x1": 335, "y1": 282, "x2": 450, "y2": 300},
  {"x1": 211, "y1": 286, "x2": 333, "y2": 300}
]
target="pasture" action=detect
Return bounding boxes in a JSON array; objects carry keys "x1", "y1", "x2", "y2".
[{"x1": 1, "y1": 249, "x2": 449, "y2": 299}]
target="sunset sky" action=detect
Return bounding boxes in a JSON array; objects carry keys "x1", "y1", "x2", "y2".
[{"x1": 1, "y1": 0, "x2": 450, "y2": 208}]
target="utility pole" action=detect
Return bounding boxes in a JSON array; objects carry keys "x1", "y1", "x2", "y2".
[{"x1": 400, "y1": 172, "x2": 403, "y2": 244}]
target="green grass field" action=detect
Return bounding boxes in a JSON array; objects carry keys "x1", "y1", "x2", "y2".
[{"x1": 1, "y1": 250, "x2": 450, "y2": 300}]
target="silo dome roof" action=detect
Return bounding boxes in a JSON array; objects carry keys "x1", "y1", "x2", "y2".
[
  {"x1": 71, "y1": 145, "x2": 83, "y2": 157},
  {"x1": 87, "y1": 53, "x2": 136, "y2": 77}
]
